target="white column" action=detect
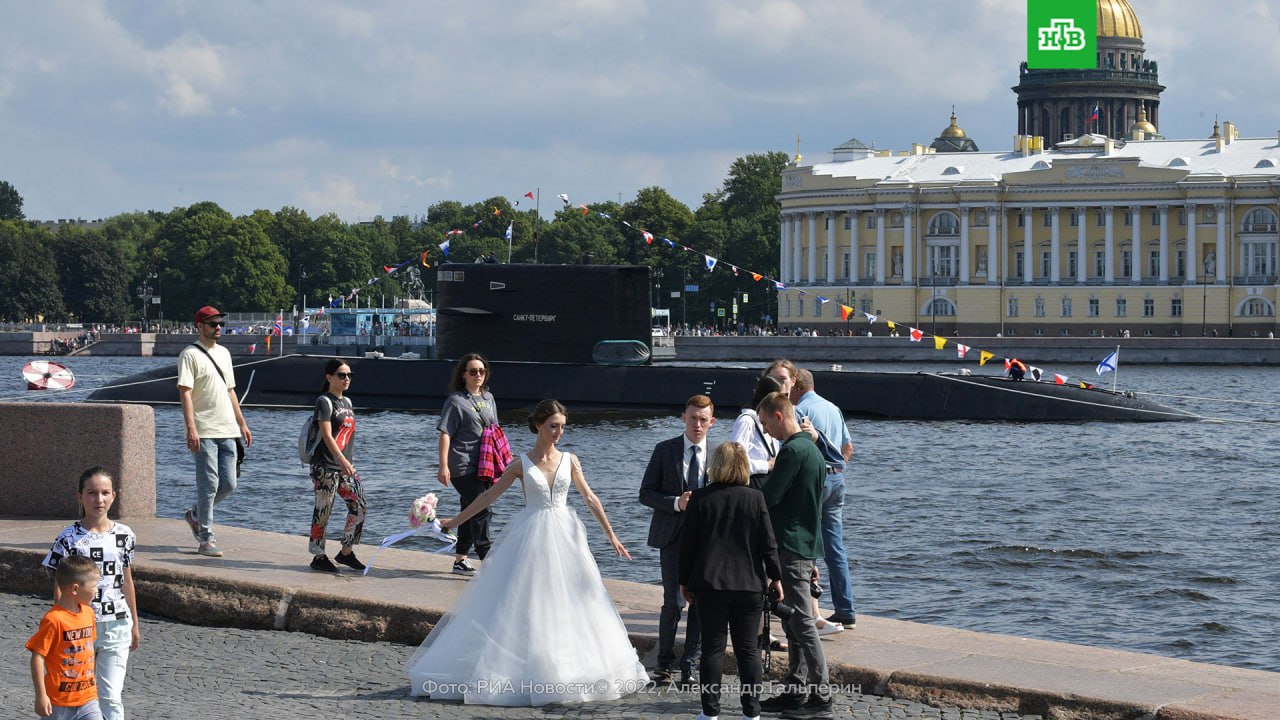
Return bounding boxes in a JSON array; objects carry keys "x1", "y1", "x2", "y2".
[
  {"x1": 959, "y1": 207, "x2": 971, "y2": 284},
  {"x1": 791, "y1": 216, "x2": 802, "y2": 284},
  {"x1": 1131, "y1": 205, "x2": 1142, "y2": 285},
  {"x1": 1185, "y1": 203, "x2": 1198, "y2": 285},
  {"x1": 875, "y1": 210, "x2": 886, "y2": 284},
  {"x1": 999, "y1": 206, "x2": 1009, "y2": 284},
  {"x1": 902, "y1": 206, "x2": 914, "y2": 284},
  {"x1": 779, "y1": 215, "x2": 789, "y2": 284},
  {"x1": 989, "y1": 206, "x2": 999, "y2": 286},
  {"x1": 825, "y1": 211, "x2": 836, "y2": 283},
  {"x1": 1076, "y1": 206, "x2": 1087, "y2": 284},
  {"x1": 805, "y1": 213, "x2": 816, "y2": 283},
  {"x1": 1158, "y1": 205, "x2": 1169, "y2": 284},
  {"x1": 1216, "y1": 203, "x2": 1227, "y2": 283},
  {"x1": 1050, "y1": 207, "x2": 1061, "y2": 283},
  {"x1": 1104, "y1": 206, "x2": 1115, "y2": 283},
  {"x1": 848, "y1": 211, "x2": 860, "y2": 284},
  {"x1": 1023, "y1": 208, "x2": 1034, "y2": 284}
]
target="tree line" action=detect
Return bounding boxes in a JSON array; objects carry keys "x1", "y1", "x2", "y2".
[{"x1": 0, "y1": 152, "x2": 787, "y2": 328}]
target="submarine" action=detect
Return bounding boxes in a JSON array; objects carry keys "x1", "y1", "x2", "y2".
[{"x1": 88, "y1": 264, "x2": 1197, "y2": 422}]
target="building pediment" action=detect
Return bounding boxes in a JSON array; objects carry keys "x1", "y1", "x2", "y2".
[{"x1": 1003, "y1": 157, "x2": 1188, "y2": 186}]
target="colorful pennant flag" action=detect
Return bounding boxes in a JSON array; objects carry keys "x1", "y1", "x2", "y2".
[
  {"x1": 1029, "y1": 366, "x2": 1043, "y2": 382},
  {"x1": 504, "y1": 222, "x2": 513, "y2": 241},
  {"x1": 1055, "y1": 374, "x2": 1068, "y2": 385},
  {"x1": 439, "y1": 239, "x2": 450, "y2": 256},
  {"x1": 933, "y1": 336, "x2": 946, "y2": 350},
  {"x1": 557, "y1": 193, "x2": 570, "y2": 206},
  {"x1": 864, "y1": 313, "x2": 878, "y2": 324},
  {"x1": 956, "y1": 343, "x2": 969, "y2": 359},
  {"x1": 817, "y1": 296, "x2": 830, "y2": 304},
  {"x1": 979, "y1": 350, "x2": 994, "y2": 366},
  {"x1": 909, "y1": 327, "x2": 923, "y2": 342},
  {"x1": 643, "y1": 231, "x2": 654, "y2": 245},
  {"x1": 839, "y1": 304, "x2": 854, "y2": 320},
  {"x1": 887, "y1": 320, "x2": 896, "y2": 330},
  {"x1": 247, "y1": 343, "x2": 256, "y2": 354},
  {"x1": 524, "y1": 191, "x2": 535, "y2": 200},
  {"x1": 752, "y1": 273, "x2": 762, "y2": 281}
]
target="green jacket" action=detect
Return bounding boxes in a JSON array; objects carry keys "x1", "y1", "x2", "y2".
[{"x1": 762, "y1": 431, "x2": 825, "y2": 559}]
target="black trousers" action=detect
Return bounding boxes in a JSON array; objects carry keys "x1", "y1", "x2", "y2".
[
  {"x1": 658, "y1": 543, "x2": 700, "y2": 673},
  {"x1": 696, "y1": 589, "x2": 765, "y2": 719},
  {"x1": 451, "y1": 473, "x2": 491, "y2": 559}
]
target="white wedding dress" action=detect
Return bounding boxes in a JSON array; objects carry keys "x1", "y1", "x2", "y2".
[{"x1": 407, "y1": 451, "x2": 648, "y2": 706}]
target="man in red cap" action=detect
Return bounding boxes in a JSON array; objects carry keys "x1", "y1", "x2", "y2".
[{"x1": 177, "y1": 305, "x2": 253, "y2": 557}]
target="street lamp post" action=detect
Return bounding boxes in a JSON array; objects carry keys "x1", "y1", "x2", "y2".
[
  {"x1": 136, "y1": 272, "x2": 157, "y2": 332},
  {"x1": 1201, "y1": 273, "x2": 1209, "y2": 337}
]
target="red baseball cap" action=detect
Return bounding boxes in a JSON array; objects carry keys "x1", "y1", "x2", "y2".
[{"x1": 194, "y1": 306, "x2": 227, "y2": 325}]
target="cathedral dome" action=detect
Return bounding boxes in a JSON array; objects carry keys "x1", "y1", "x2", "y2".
[
  {"x1": 940, "y1": 111, "x2": 966, "y2": 139},
  {"x1": 1098, "y1": 0, "x2": 1142, "y2": 40}
]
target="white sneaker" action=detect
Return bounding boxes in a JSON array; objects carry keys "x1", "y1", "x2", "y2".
[{"x1": 816, "y1": 619, "x2": 844, "y2": 636}]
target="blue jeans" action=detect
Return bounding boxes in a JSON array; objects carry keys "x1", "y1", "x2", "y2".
[
  {"x1": 95, "y1": 618, "x2": 132, "y2": 720},
  {"x1": 193, "y1": 438, "x2": 238, "y2": 542},
  {"x1": 821, "y1": 472, "x2": 856, "y2": 620}
]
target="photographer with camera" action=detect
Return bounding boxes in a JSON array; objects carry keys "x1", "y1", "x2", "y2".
[
  {"x1": 679, "y1": 442, "x2": 782, "y2": 720},
  {"x1": 756, "y1": 392, "x2": 833, "y2": 719}
]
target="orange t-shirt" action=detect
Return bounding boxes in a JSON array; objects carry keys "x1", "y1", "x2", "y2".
[{"x1": 25, "y1": 603, "x2": 97, "y2": 707}]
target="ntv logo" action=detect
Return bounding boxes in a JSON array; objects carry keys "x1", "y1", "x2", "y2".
[
  {"x1": 1038, "y1": 19, "x2": 1087, "y2": 52},
  {"x1": 1026, "y1": 0, "x2": 1095, "y2": 69}
]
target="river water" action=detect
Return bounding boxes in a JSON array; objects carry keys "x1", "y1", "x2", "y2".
[{"x1": 4, "y1": 355, "x2": 1278, "y2": 672}]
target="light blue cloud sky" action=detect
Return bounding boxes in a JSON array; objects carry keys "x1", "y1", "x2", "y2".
[{"x1": 2, "y1": 1, "x2": 1277, "y2": 222}]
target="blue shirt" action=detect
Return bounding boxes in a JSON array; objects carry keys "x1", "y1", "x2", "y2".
[{"x1": 795, "y1": 390, "x2": 851, "y2": 471}]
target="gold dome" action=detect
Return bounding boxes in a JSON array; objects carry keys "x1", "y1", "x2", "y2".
[
  {"x1": 940, "y1": 111, "x2": 966, "y2": 139},
  {"x1": 1130, "y1": 105, "x2": 1157, "y2": 135},
  {"x1": 1098, "y1": 0, "x2": 1142, "y2": 39}
]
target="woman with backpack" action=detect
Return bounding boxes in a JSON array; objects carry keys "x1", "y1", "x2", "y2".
[{"x1": 307, "y1": 358, "x2": 366, "y2": 573}]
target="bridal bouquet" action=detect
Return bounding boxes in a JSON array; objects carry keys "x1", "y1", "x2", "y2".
[
  {"x1": 362, "y1": 493, "x2": 456, "y2": 576},
  {"x1": 409, "y1": 493, "x2": 439, "y2": 528}
]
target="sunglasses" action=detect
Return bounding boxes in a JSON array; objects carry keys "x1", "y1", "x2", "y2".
[
  {"x1": 466, "y1": 367, "x2": 487, "y2": 376},
  {"x1": 204, "y1": 321, "x2": 226, "y2": 327},
  {"x1": 334, "y1": 372, "x2": 354, "y2": 380}
]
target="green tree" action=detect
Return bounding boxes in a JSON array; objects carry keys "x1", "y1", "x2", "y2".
[
  {"x1": 52, "y1": 225, "x2": 130, "y2": 323},
  {"x1": 0, "y1": 181, "x2": 24, "y2": 221},
  {"x1": 535, "y1": 203, "x2": 625, "y2": 265},
  {"x1": 619, "y1": 187, "x2": 694, "y2": 266},
  {"x1": 0, "y1": 221, "x2": 62, "y2": 321}
]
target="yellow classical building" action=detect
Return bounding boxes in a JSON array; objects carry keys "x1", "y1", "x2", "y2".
[{"x1": 776, "y1": 0, "x2": 1280, "y2": 338}]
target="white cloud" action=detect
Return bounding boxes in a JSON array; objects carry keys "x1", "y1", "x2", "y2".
[{"x1": 1, "y1": 0, "x2": 1278, "y2": 223}]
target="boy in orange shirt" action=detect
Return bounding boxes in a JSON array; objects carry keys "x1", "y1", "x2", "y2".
[{"x1": 27, "y1": 555, "x2": 102, "y2": 719}]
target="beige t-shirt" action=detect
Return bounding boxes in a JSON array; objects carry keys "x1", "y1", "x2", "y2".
[{"x1": 176, "y1": 343, "x2": 241, "y2": 439}]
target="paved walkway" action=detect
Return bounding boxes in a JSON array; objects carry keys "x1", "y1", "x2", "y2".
[{"x1": 2, "y1": 517, "x2": 1277, "y2": 720}]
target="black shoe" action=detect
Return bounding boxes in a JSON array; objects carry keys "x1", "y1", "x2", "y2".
[
  {"x1": 780, "y1": 695, "x2": 834, "y2": 719},
  {"x1": 650, "y1": 667, "x2": 673, "y2": 684},
  {"x1": 334, "y1": 551, "x2": 365, "y2": 571},
  {"x1": 677, "y1": 672, "x2": 697, "y2": 691},
  {"x1": 826, "y1": 612, "x2": 856, "y2": 629},
  {"x1": 310, "y1": 555, "x2": 339, "y2": 573},
  {"x1": 758, "y1": 692, "x2": 807, "y2": 713},
  {"x1": 452, "y1": 559, "x2": 477, "y2": 575}
]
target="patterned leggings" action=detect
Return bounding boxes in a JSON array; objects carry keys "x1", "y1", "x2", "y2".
[{"x1": 309, "y1": 465, "x2": 366, "y2": 556}]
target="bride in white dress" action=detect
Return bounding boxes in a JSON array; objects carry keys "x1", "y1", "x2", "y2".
[{"x1": 407, "y1": 399, "x2": 649, "y2": 706}]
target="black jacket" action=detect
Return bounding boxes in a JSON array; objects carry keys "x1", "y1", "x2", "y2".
[{"x1": 678, "y1": 482, "x2": 782, "y2": 593}]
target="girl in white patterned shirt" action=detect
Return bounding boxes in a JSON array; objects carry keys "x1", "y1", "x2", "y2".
[{"x1": 43, "y1": 466, "x2": 139, "y2": 720}]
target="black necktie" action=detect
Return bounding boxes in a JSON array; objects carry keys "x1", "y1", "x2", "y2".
[{"x1": 687, "y1": 445, "x2": 701, "y2": 490}]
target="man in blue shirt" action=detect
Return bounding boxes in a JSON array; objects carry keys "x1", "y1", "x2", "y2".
[{"x1": 791, "y1": 368, "x2": 856, "y2": 629}]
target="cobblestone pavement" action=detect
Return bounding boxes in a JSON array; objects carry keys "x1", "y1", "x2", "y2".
[{"x1": 1, "y1": 593, "x2": 1043, "y2": 720}]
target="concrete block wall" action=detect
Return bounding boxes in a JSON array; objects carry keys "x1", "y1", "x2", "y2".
[{"x1": 0, "y1": 402, "x2": 155, "y2": 518}]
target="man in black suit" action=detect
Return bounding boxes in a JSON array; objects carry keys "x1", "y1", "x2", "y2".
[
  {"x1": 679, "y1": 441, "x2": 782, "y2": 720},
  {"x1": 639, "y1": 394, "x2": 715, "y2": 685}
]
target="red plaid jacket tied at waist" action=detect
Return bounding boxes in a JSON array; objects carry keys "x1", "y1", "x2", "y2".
[{"x1": 477, "y1": 424, "x2": 513, "y2": 483}]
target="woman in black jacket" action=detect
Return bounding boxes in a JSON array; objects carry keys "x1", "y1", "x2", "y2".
[{"x1": 679, "y1": 442, "x2": 783, "y2": 720}]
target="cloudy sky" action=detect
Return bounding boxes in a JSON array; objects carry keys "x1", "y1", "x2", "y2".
[{"x1": 3, "y1": 0, "x2": 1279, "y2": 223}]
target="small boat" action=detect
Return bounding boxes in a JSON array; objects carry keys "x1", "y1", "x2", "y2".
[{"x1": 88, "y1": 264, "x2": 1196, "y2": 422}]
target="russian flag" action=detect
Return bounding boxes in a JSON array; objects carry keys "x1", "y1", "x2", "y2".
[{"x1": 1088, "y1": 104, "x2": 1100, "y2": 123}]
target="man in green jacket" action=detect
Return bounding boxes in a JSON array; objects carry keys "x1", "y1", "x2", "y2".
[{"x1": 756, "y1": 392, "x2": 832, "y2": 719}]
